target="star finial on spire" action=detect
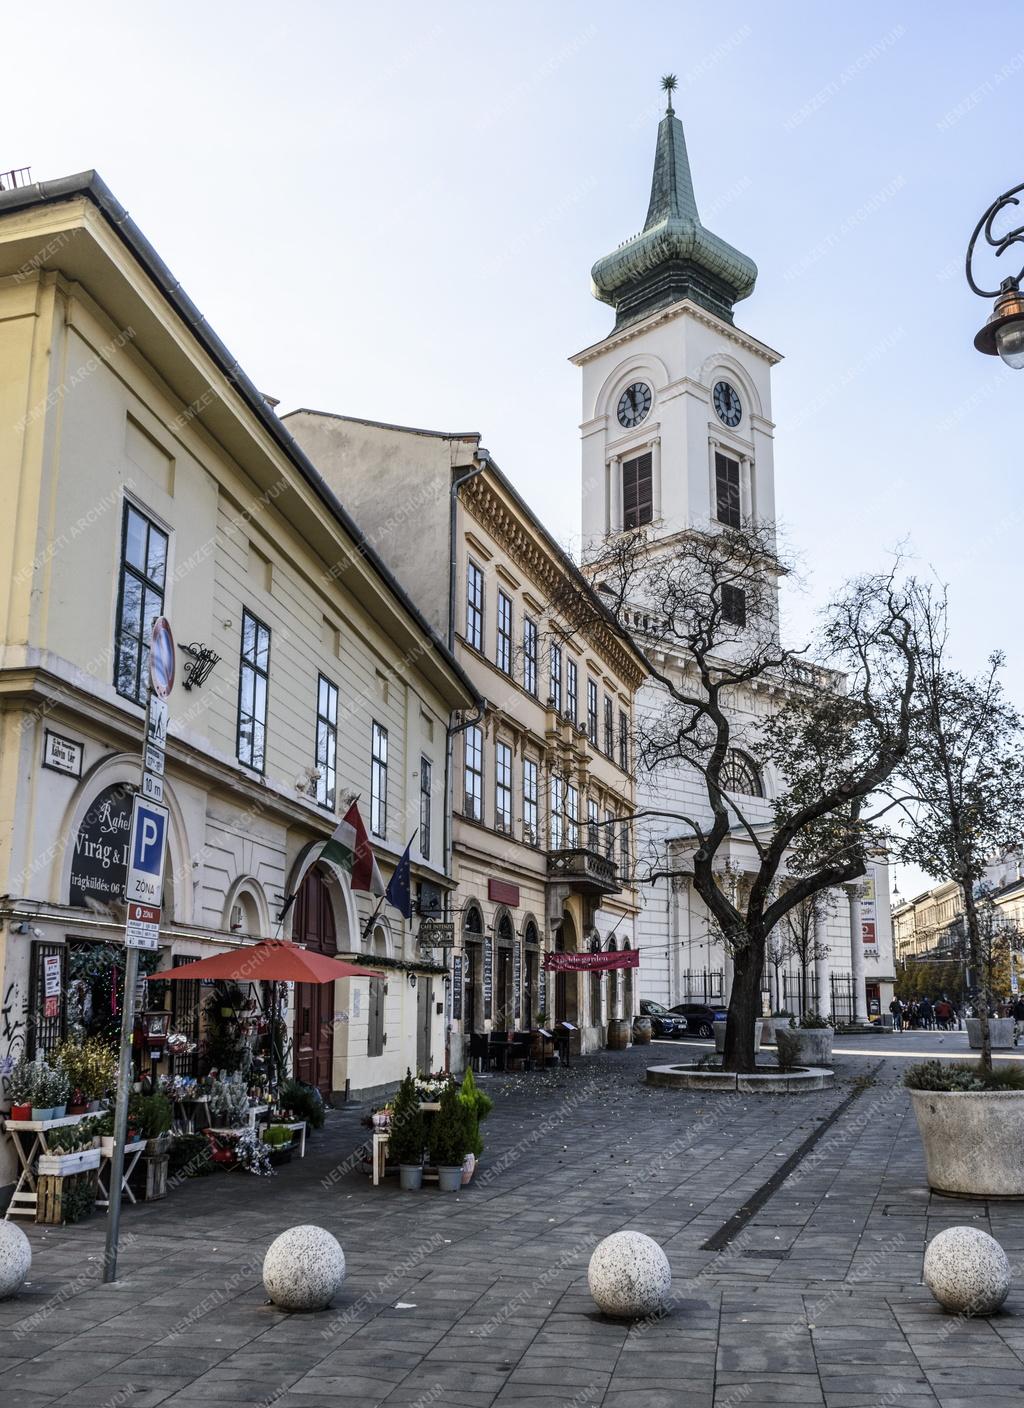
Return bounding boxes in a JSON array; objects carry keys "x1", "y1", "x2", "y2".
[{"x1": 661, "y1": 73, "x2": 677, "y2": 114}]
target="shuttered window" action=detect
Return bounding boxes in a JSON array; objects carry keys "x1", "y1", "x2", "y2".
[
  {"x1": 622, "y1": 453, "x2": 653, "y2": 529},
  {"x1": 715, "y1": 452, "x2": 742, "y2": 528}
]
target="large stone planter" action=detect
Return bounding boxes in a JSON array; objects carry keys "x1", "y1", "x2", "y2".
[
  {"x1": 909, "y1": 1087, "x2": 1024, "y2": 1197},
  {"x1": 713, "y1": 1021, "x2": 762, "y2": 1054},
  {"x1": 966, "y1": 1018, "x2": 1016, "y2": 1050},
  {"x1": 784, "y1": 1027, "x2": 835, "y2": 1066}
]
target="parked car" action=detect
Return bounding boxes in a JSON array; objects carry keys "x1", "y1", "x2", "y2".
[
  {"x1": 638, "y1": 1000, "x2": 688, "y2": 1039},
  {"x1": 669, "y1": 1003, "x2": 728, "y2": 1038}
]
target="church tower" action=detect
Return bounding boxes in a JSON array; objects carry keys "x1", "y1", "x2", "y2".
[{"x1": 574, "y1": 81, "x2": 782, "y2": 561}]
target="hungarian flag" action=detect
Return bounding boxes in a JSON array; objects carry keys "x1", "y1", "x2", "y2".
[
  {"x1": 319, "y1": 801, "x2": 386, "y2": 896},
  {"x1": 278, "y1": 802, "x2": 384, "y2": 922}
]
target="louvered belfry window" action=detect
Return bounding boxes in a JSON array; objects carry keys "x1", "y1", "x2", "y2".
[{"x1": 622, "y1": 453, "x2": 653, "y2": 529}]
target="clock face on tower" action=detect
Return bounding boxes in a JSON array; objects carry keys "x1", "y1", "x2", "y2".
[
  {"x1": 617, "y1": 382, "x2": 652, "y2": 428},
  {"x1": 713, "y1": 380, "x2": 742, "y2": 427}
]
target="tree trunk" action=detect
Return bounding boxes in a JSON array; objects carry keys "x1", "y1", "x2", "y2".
[
  {"x1": 962, "y1": 885, "x2": 991, "y2": 1075},
  {"x1": 722, "y1": 940, "x2": 763, "y2": 1073}
]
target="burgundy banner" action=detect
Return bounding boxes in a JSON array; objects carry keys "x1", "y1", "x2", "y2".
[{"x1": 543, "y1": 949, "x2": 639, "y2": 972}]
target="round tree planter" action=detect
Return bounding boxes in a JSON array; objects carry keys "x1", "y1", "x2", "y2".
[
  {"x1": 713, "y1": 1021, "x2": 762, "y2": 1054},
  {"x1": 965, "y1": 1018, "x2": 1016, "y2": 1051},
  {"x1": 646, "y1": 1063, "x2": 833, "y2": 1092},
  {"x1": 909, "y1": 1087, "x2": 1024, "y2": 1197}
]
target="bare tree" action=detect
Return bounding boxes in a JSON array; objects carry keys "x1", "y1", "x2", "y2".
[
  {"x1": 892, "y1": 595, "x2": 1024, "y2": 1071},
  {"x1": 570, "y1": 522, "x2": 920, "y2": 1073}
]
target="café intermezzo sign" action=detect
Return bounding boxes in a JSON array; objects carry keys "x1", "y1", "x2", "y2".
[{"x1": 69, "y1": 783, "x2": 134, "y2": 908}]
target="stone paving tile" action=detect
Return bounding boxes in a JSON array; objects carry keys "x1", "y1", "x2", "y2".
[{"x1": 8, "y1": 1037, "x2": 1024, "y2": 1407}]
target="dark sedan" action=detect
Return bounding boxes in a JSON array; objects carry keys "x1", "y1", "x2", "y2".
[
  {"x1": 669, "y1": 1003, "x2": 728, "y2": 1038},
  {"x1": 639, "y1": 999, "x2": 688, "y2": 1038}
]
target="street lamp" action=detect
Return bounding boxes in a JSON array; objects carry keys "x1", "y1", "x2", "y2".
[{"x1": 967, "y1": 181, "x2": 1024, "y2": 368}]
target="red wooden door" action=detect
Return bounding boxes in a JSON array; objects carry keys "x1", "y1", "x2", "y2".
[{"x1": 292, "y1": 869, "x2": 336, "y2": 1098}]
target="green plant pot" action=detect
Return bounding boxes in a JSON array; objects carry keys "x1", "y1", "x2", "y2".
[{"x1": 437, "y1": 1165, "x2": 462, "y2": 1192}]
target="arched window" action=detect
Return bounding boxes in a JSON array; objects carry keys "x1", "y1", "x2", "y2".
[
  {"x1": 623, "y1": 939, "x2": 634, "y2": 1019},
  {"x1": 607, "y1": 936, "x2": 619, "y2": 1020},
  {"x1": 462, "y1": 904, "x2": 484, "y2": 1032},
  {"x1": 589, "y1": 933, "x2": 602, "y2": 1028},
  {"x1": 721, "y1": 749, "x2": 763, "y2": 798}
]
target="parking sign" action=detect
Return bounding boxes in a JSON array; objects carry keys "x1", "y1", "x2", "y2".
[{"x1": 126, "y1": 795, "x2": 168, "y2": 907}]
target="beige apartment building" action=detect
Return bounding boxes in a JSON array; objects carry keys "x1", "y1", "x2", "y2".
[
  {"x1": 0, "y1": 173, "x2": 476, "y2": 1194},
  {"x1": 285, "y1": 411, "x2": 649, "y2": 1061}
]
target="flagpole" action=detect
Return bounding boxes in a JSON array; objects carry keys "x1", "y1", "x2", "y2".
[{"x1": 361, "y1": 896, "x2": 386, "y2": 943}]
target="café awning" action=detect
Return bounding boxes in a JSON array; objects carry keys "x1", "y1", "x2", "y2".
[
  {"x1": 543, "y1": 949, "x2": 639, "y2": 972},
  {"x1": 154, "y1": 939, "x2": 382, "y2": 985}
]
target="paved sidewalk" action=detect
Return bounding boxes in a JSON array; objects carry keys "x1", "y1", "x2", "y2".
[{"x1": 2, "y1": 1037, "x2": 1023, "y2": 1408}]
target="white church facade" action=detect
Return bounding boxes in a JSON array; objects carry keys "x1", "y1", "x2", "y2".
[{"x1": 573, "y1": 88, "x2": 896, "y2": 1025}]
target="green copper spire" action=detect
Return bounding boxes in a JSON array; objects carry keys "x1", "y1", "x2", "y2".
[{"x1": 591, "y1": 80, "x2": 757, "y2": 328}]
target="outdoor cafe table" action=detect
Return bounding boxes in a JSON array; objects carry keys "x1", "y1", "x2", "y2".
[{"x1": 3, "y1": 1114, "x2": 91, "y2": 1220}]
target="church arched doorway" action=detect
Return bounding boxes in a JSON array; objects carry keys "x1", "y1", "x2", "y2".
[
  {"x1": 554, "y1": 915, "x2": 579, "y2": 1024},
  {"x1": 292, "y1": 868, "x2": 337, "y2": 1097}
]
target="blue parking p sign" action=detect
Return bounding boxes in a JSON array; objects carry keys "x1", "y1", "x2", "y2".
[{"x1": 126, "y1": 796, "x2": 168, "y2": 907}]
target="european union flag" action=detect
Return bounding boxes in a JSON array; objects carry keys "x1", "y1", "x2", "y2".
[{"x1": 385, "y1": 834, "x2": 415, "y2": 920}]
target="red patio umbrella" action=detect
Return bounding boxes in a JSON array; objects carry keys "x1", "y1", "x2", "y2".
[{"x1": 153, "y1": 939, "x2": 382, "y2": 985}]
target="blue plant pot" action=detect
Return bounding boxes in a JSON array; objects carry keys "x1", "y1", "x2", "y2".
[{"x1": 31, "y1": 1107, "x2": 54, "y2": 1122}]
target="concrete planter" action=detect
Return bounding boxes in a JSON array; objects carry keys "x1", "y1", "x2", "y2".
[
  {"x1": 713, "y1": 1021, "x2": 762, "y2": 1054},
  {"x1": 966, "y1": 1018, "x2": 1016, "y2": 1050},
  {"x1": 909, "y1": 1087, "x2": 1024, "y2": 1197},
  {"x1": 785, "y1": 1027, "x2": 835, "y2": 1066}
]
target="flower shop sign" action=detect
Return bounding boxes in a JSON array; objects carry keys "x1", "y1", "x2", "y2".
[
  {"x1": 542, "y1": 949, "x2": 640, "y2": 972},
  {"x1": 69, "y1": 783, "x2": 133, "y2": 908}
]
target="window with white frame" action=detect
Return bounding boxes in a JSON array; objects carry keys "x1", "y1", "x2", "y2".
[
  {"x1": 496, "y1": 590, "x2": 512, "y2": 675},
  {"x1": 523, "y1": 757, "x2": 539, "y2": 845},
  {"x1": 604, "y1": 695, "x2": 614, "y2": 755},
  {"x1": 587, "y1": 679, "x2": 598, "y2": 745},
  {"x1": 370, "y1": 721, "x2": 388, "y2": 836},
  {"x1": 566, "y1": 658, "x2": 578, "y2": 723},
  {"x1": 549, "y1": 641, "x2": 562, "y2": 711},
  {"x1": 550, "y1": 775, "x2": 565, "y2": 849},
  {"x1": 495, "y1": 741, "x2": 512, "y2": 833},
  {"x1": 622, "y1": 452, "x2": 653, "y2": 529},
  {"x1": 566, "y1": 784, "x2": 579, "y2": 848},
  {"x1": 618, "y1": 710, "x2": 629, "y2": 771},
  {"x1": 315, "y1": 674, "x2": 338, "y2": 810},
  {"x1": 464, "y1": 725, "x2": 483, "y2": 821},
  {"x1": 523, "y1": 617, "x2": 538, "y2": 695},
  {"x1": 238, "y1": 609, "x2": 270, "y2": 772},
  {"x1": 115, "y1": 501, "x2": 168, "y2": 705},
  {"x1": 604, "y1": 808, "x2": 615, "y2": 860},
  {"x1": 466, "y1": 560, "x2": 484, "y2": 651},
  {"x1": 715, "y1": 451, "x2": 742, "y2": 529},
  {"x1": 419, "y1": 756, "x2": 432, "y2": 859},
  {"x1": 587, "y1": 797, "x2": 599, "y2": 851}
]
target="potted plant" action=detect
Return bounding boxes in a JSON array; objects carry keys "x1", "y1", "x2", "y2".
[
  {"x1": 29, "y1": 1059, "x2": 64, "y2": 1121},
  {"x1": 277, "y1": 1078, "x2": 326, "y2": 1130},
  {"x1": 458, "y1": 1068, "x2": 492, "y2": 1184},
  {"x1": 260, "y1": 1125, "x2": 295, "y2": 1166},
  {"x1": 714, "y1": 1020, "x2": 762, "y2": 1055},
  {"x1": 388, "y1": 1072, "x2": 426, "y2": 1190},
  {"x1": 130, "y1": 1092, "x2": 174, "y2": 1154},
  {"x1": 7, "y1": 1057, "x2": 34, "y2": 1120},
  {"x1": 49, "y1": 1061, "x2": 70, "y2": 1118},
  {"x1": 906, "y1": 1061, "x2": 1024, "y2": 1197},
  {"x1": 783, "y1": 1011, "x2": 835, "y2": 1066},
  {"x1": 430, "y1": 1080, "x2": 470, "y2": 1192},
  {"x1": 53, "y1": 1037, "x2": 118, "y2": 1112}
]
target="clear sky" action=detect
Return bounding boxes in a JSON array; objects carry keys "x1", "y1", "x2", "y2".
[{"x1": 4, "y1": 1, "x2": 1021, "y2": 892}]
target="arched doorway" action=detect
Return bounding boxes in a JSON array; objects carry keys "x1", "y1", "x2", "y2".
[
  {"x1": 495, "y1": 913, "x2": 514, "y2": 1031},
  {"x1": 463, "y1": 905, "x2": 484, "y2": 1033},
  {"x1": 523, "y1": 920, "x2": 540, "y2": 1029},
  {"x1": 292, "y1": 868, "x2": 336, "y2": 1097},
  {"x1": 607, "y1": 937, "x2": 619, "y2": 1020},
  {"x1": 554, "y1": 916, "x2": 579, "y2": 1024}
]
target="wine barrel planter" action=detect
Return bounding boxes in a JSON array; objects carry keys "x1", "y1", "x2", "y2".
[
  {"x1": 632, "y1": 1016, "x2": 653, "y2": 1045},
  {"x1": 607, "y1": 1018, "x2": 631, "y2": 1050}
]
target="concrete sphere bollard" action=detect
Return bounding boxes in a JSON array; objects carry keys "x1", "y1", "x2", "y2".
[
  {"x1": 262, "y1": 1225, "x2": 346, "y2": 1312},
  {"x1": 588, "y1": 1230, "x2": 671, "y2": 1319},
  {"x1": 923, "y1": 1226, "x2": 1011, "y2": 1316},
  {"x1": 0, "y1": 1221, "x2": 31, "y2": 1299}
]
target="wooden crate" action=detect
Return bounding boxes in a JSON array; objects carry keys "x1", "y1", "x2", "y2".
[
  {"x1": 144, "y1": 1153, "x2": 169, "y2": 1201},
  {"x1": 36, "y1": 1168, "x2": 99, "y2": 1225}
]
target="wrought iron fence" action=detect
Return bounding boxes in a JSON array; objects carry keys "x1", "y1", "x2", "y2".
[
  {"x1": 681, "y1": 969, "x2": 724, "y2": 1003},
  {"x1": 829, "y1": 973, "x2": 854, "y2": 1026}
]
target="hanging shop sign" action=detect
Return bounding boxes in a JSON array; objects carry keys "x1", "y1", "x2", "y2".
[
  {"x1": 452, "y1": 955, "x2": 463, "y2": 1021},
  {"x1": 419, "y1": 920, "x2": 455, "y2": 947},
  {"x1": 543, "y1": 949, "x2": 640, "y2": 972},
  {"x1": 69, "y1": 783, "x2": 134, "y2": 908},
  {"x1": 42, "y1": 729, "x2": 83, "y2": 778}
]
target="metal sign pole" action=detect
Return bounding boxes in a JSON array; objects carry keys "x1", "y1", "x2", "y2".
[
  {"x1": 102, "y1": 687, "x2": 153, "y2": 1283},
  {"x1": 103, "y1": 619, "x2": 173, "y2": 1283}
]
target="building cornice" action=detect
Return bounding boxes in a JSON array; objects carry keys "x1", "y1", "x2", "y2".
[{"x1": 570, "y1": 298, "x2": 783, "y2": 369}]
